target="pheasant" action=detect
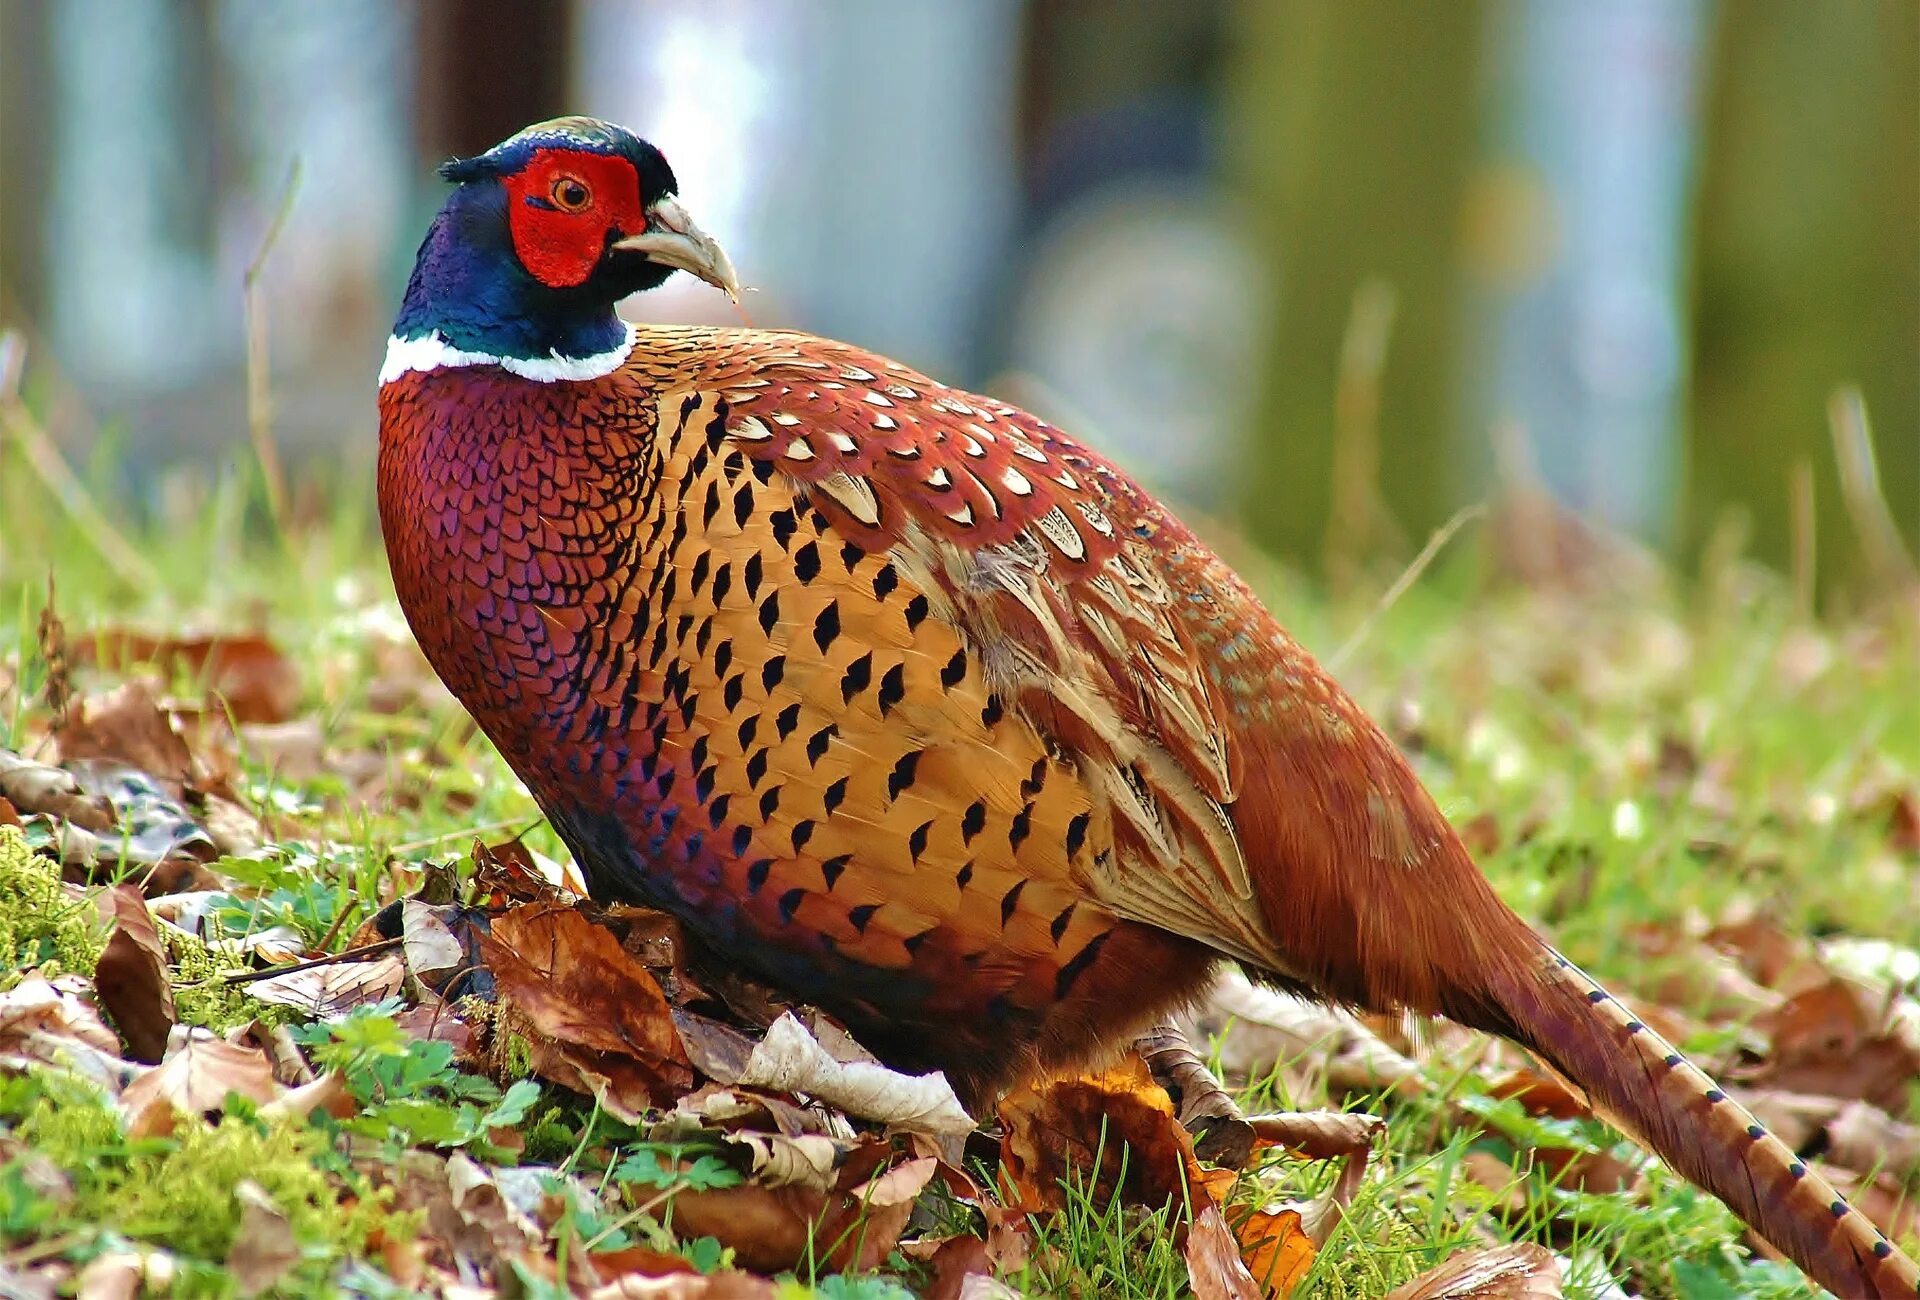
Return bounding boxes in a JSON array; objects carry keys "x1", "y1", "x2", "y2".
[{"x1": 377, "y1": 117, "x2": 1918, "y2": 1295}]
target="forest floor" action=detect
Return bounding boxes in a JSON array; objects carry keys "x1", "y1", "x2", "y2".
[{"x1": 1, "y1": 410, "x2": 1917, "y2": 1299}]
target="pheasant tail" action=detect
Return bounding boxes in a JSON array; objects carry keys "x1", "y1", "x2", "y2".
[{"x1": 1488, "y1": 947, "x2": 1920, "y2": 1296}]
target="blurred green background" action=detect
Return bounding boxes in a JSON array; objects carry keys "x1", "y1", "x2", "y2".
[{"x1": 0, "y1": 0, "x2": 1913, "y2": 596}]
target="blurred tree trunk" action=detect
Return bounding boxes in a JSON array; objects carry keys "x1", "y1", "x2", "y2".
[
  {"x1": 1687, "y1": 1, "x2": 1918, "y2": 595},
  {"x1": 415, "y1": 0, "x2": 573, "y2": 162},
  {"x1": 0, "y1": 1, "x2": 50, "y2": 326},
  {"x1": 1224, "y1": 0, "x2": 1489, "y2": 573}
]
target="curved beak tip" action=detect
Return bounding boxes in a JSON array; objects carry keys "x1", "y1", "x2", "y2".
[{"x1": 616, "y1": 198, "x2": 741, "y2": 304}]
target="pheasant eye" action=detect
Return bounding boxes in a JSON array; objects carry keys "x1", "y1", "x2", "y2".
[{"x1": 550, "y1": 176, "x2": 592, "y2": 212}]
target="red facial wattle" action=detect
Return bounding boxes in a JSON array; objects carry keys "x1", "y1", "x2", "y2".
[{"x1": 502, "y1": 148, "x2": 647, "y2": 289}]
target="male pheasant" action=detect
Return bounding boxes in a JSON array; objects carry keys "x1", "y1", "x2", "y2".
[{"x1": 377, "y1": 117, "x2": 1918, "y2": 1295}]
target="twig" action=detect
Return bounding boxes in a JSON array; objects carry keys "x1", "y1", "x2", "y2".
[
  {"x1": 243, "y1": 159, "x2": 303, "y2": 538},
  {"x1": 0, "y1": 331, "x2": 162, "y2": 590},
  {"x1": 1329, "y1": 503, "x2": 1486, "y2": 672},
  {"x1": 219, "y1": 936, "x2": 400, "y2": 985},
  {"x1": 1827, "y1": 386, "x2": 1917, "y2": 596}
]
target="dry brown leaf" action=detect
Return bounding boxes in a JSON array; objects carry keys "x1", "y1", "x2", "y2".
[
  {"x1": 244, "y1": 954, "x2": 408, "y2": 1019},
  {"x1": 737, "y1": 1012, "x2": 973, "y2": 1136},
  {"x1": 401, "y1": 899, "x2": 466, "y2": 981},
  {"x1": 259, "y1": 1071, "x2": 358, "y2": 1125},
  {"x1": 119, "y1": 1029, "x2": 280, "y2": 1138},
  {"x1": 998, "y1": 1054, "x2": 1200, "y2": 1214},
  {"x1": 1184, "y1": 1204, "x2": 1263, "y2": 1300},
  {"x1": 381, "y1": 1151, "x2": 539, "y2": 1278},
  {"x1": 673, "y1": 1008, "x2": 759, "y2": 1084},
  {"x1": 53, "y1": 682, "x2": 197, "y2": 786},
  {"x1": 0, "y1": 975, "x2": 137, "y2": 1093},
  {"x1": 483, "y1": 902, "x2": 693, "y2": 1119},
  {"x1": 77, "y1": 630, "x2": 300, "y2": 725},
  {"x1": 0, "y1": 748, "x2": 116, "y2": 831},
  {"x1": 1385, "y1": 1243, "x2": 1564, "y2": 1299},
  {"x1": 0, "y1": 1260, "x2": 62, "y2": 1300},
  {"x1": 911, "y1": 1236, "x2": 999, "y2": 1300},
  {"x1": 1460, "y1": 1152, "x2": 1531, "y2": 1218},
  {"x1": 92, "y1": 883, "x2": 175, "y2": 1063},
  {"x1": 1888, "y1": 787, "x2": 1920, "y2": 854},
  {"x1": 473, "y1": 835, "x2": 587, "y2": 902},
  {"x1": 1487, "y1": 1068, "x2": 1591, "y2": 1122},
  {"x1": 665, "y1": 1146, "x2": 934, "y2": 1274},
  {"x1": 1243, "y1": 1111, "x2": 1382, "y2": 1246},
  {"x1": 1744, "y1": 978, "x2": 1920, "y2": 1111},
  {"x1": 226, "y1": 1180, "x2": 301, "y2": 1297},
  {"x1": 1706, "y1": 916, "x2": 1827, "y2": 995},
  {"x1": 1231, "y1": 1204, "x2": 1316, "y2": 1297},
  {"x1": 1826, "y1": 1099, "x2": 1920, "y2": 1181},
  {"x1": 1247, "y1": 1110, "x2": 1386, "y2": 1161}
]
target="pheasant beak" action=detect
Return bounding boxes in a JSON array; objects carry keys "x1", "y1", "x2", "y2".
[{"x1": 615, "y1": 197, "x2": 741, "y2": 303}]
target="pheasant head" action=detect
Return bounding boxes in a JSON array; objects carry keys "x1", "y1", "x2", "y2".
[{"x1": 391, "y1": 115, "x2": 737, "y2": 375}]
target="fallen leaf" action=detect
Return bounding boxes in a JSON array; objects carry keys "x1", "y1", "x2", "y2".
[
  {"x1": 997, "y1": 1054, "x2": 1196, "y2": 1214},
  {"x1": 236, "y1": 717, "x2": 327, "y2": 782},
  {"x1": 77, "y1": 630, "x2": 300, "y2": 725},
  {"x1": 1487, "y1": 1068, "x2": 1591, "y2": 1122},
  {"x1": 737, "y1": 1012, "x2": 973, "y2": 1136},
  {"x1": 0, "y1": 975, "x2": 137, "y2": 1094},
  {"x1": 1229, "y1": 1203, "x2": 1315, "y2": 1298},
  {"x1": 1743, "y1": 978, "x2": 1920, "y2": 1111},
  {"x1": 0, "y1": 1260, "x2": 61, "y2": 1300},
  {"x1": 665, "y1": 1146, "x2": 934, "y2": 1274},
  {"x1": 1385, "y1": 1243, "x2": 1563, "y2": 1299},
  {"x1": 1184, "y1": 1204, "x2": 1262, "y2": 1300},
  {"x1": 226, "y1": 1180, "x2": 301, "y2": 1297},
  {"x1": 673, "y1": 1008, "x2": 758, "y2": 1083},
  {"x1": 473, "y1": 835, "x2": 587, "y2": 902},
  {"x1": 1706, "y1": 916, "x2": 1826, "y2": 995},
  {"x1": 259, "y1": 1071, "x2": 358, "y2": 1125},
  {"x1": 1825, "y1": 1099, "x2": 1920, "y2": 1182},
  {"x1": 402, "y1": 898, "x2": 466, "y2": 982},
  {"x1": 92, "y1": 883, "x2": 175, "y2": 1063},
  {"x1": 0, "y1": 748, "x2": 116, "y2": 831},
  {"x1": 53, "y1": 682, "x2": 196, "y2": 786},
  {"x1": 244, "y1": 954, "x2": 407, "y2": 1020},
  {"x1": 119, "y1": 1029, "x2": 280, "y2": 1138},
  {"x1": 483, "y1": 902, "x2": 693, "y2": 1119},
  {"x1": 1243, "y1": 1111, "x2": 1383, "y2": 1245}
]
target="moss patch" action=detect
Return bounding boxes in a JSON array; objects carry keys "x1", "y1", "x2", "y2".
[
  {"x1": 0, "y1": 825, "x2": 107, "y2": 990},
  {"x1": 14, "y1": 1078, "x2": 405, "y2": 1281}
]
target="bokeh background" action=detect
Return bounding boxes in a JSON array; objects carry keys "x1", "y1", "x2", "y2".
[{"x1": 1, "y1": 0, "x2": 1913, "y2": 594}]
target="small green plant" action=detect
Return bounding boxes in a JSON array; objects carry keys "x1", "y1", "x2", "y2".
[{"x1": 291, "y1": 1001, "x2": 539, "y2": 1160}]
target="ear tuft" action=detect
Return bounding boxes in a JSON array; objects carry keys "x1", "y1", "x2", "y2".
[{"x1": 437, "y1": 154, "x2": 499, "y2": 184}]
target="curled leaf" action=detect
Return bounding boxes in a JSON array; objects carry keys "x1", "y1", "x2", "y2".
[{"x1": 738, "y1": 1011, "x2": 973, "y2": 1136}]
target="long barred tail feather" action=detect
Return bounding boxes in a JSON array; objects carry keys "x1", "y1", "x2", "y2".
[{"x1": 1485, "y1": 945, "x2": 1920, "y2": 1297}]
